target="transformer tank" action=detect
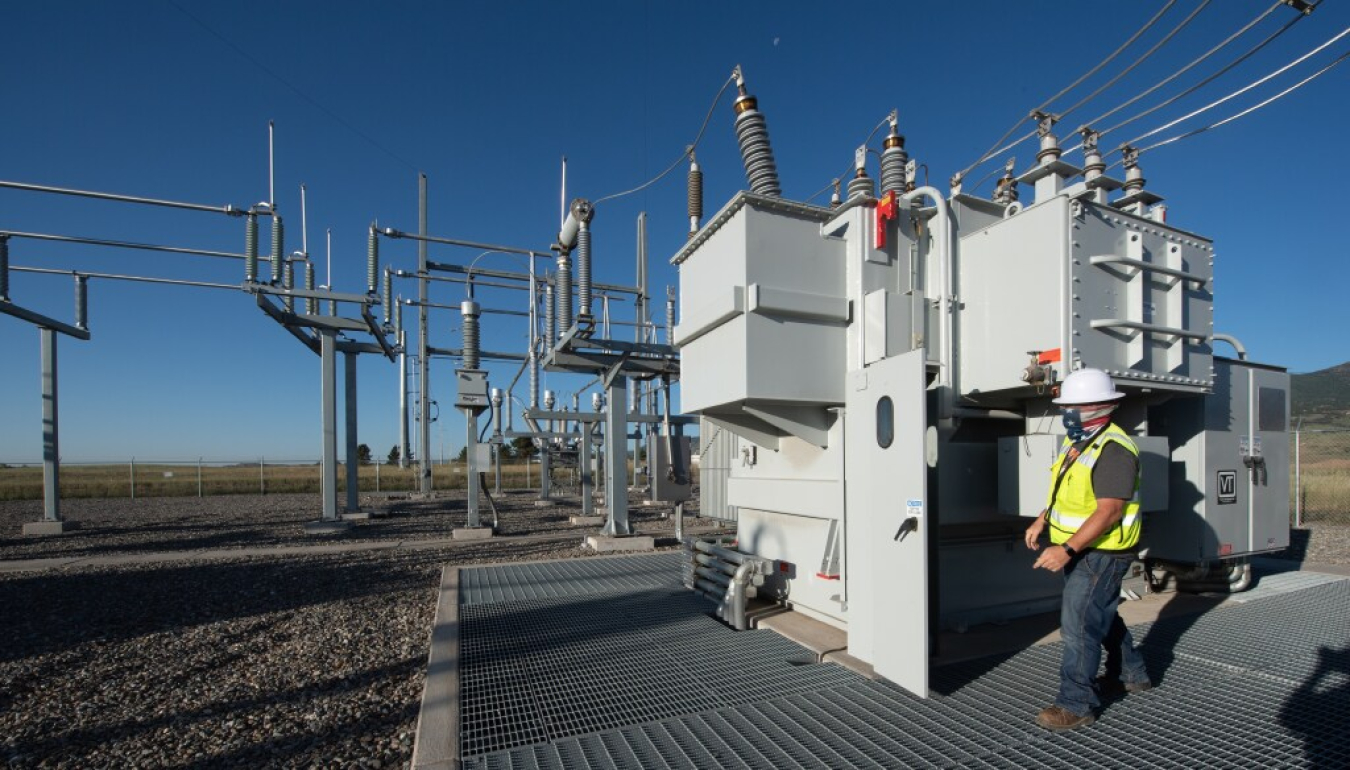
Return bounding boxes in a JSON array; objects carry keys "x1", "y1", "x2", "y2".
[{"x1": 674, "y1": 169, "x2": 1289, "y2": 698}]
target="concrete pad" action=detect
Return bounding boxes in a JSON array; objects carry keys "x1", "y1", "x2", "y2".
[
  {"x1": 340, "y1": 511, "x2": 372, "y2": 521},
  {"x1": 22, "y1": 520, "x2": 80, "y2": 536},
  {"x1": 411, "y1": 566, "x2": 460, "y2": 770},
  {"x1": 584, "y1": 535, "x2": 655, "y2": 553},
  {"x1": 533, "y1": 499, "x2": 556, "y2": 507},
  {"x1": 569, "y1": 515, "x2": 604, "y2": 526},
  {"x1": 302, "y1": 520, "x2": 352, "y2": 535},
  {"x1": 452, "y1": 527, "x2": 494, "y2": 541}
]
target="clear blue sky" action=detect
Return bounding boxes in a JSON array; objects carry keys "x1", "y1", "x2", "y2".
[{"x1": 2, "y1": 1, "x2": 1347, "y2": 463}]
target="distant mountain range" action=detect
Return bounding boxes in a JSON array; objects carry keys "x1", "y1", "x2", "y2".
[{"x1": 1291, "y1": 361, "x2": 1350, "y2": 427}]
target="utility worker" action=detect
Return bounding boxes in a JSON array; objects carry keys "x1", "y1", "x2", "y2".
[{"x1": 1024, "y1": 367, "x2": 1151, "y2": 731}]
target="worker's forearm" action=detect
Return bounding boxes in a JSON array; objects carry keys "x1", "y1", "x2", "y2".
[{"x1": 1063, "y1": 499, "x2": 1125, "y2": 550}]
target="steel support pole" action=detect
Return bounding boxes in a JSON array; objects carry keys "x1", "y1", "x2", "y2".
[
  {"x1": 344, "y1": 351, "x2": 360, "y2": 513},
  {"x1": 417, "y1": 174, "x2": 432, "y2": 494},
  {"x1": 494, "y1": 445, "x2": 502, "y2": 494},
  {"x1": 1294, "y1": 430, "x2": 1302, "y2": 528},
  {"x1": 40, "y1": 328, "x2": 60, "y2": 522},
  {"x1": 398, "y1": 330, "x2": 409, "y2": 469},
  {"x1": 580, "y1": 424, "x2": 594, "y2": 516},
  {"x1": 465, "y1": 409, "x2": 480, "y2": 528},
  {"x1": 320, "y1": 330, "x2": 339, "y2": 521},
  {"x1": 602, "y1": 376, "x2": 630, "y2": 536}
]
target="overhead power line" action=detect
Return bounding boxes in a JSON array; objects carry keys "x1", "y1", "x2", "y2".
[
  {"x1": 1089, "y1": 0, "x2": 1319, "y2": 146},
  {"x1": 167, "y1": 0, "x2": 418, "y2": 173},
  {"x1": 1125, "y1": 47, "x2": 1350, "y2": 161},
  {"x1": 958, "y1": 0, "x2": 1179, "y2": 181},
  {"x1": 1121, "y1": 22, "x2": 1350, "y2": 151}
]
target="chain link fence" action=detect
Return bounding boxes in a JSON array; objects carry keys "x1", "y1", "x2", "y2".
[
  {"x1": 1293, "y1": 428, "x2": 1350, "y2": 527},
  {"x1": 0, "y1": 455, "x2": 549, "y2": 501}
]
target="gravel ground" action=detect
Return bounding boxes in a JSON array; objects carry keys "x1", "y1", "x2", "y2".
[
  {"x1": 0, "y1": 491, "x2": 724, "y2": 769},
  {"x1": 1, "y1": 491, "x2": 1343, "y2": 769},
  {"x1": 0, "y1": 490, "x2": 704, "y2": 562}
]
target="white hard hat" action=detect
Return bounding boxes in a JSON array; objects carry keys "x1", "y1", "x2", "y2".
[{"x1": 1052, "y1": 368, "x2": 1125, "y2": 405}]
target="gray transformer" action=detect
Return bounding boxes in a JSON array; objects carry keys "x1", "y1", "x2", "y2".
[{"x1": 675, "y1": 175, "x2": 1290, "y2": 699}]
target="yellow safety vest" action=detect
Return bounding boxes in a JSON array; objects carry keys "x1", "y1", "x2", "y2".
[{"x1": 1046, "y1": 423, "x2": 1141, "y2": 552}]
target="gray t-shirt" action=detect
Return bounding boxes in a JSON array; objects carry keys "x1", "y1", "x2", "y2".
[{"x1": 1070, "y1": 435, "x2": 1138, "y2": 500}]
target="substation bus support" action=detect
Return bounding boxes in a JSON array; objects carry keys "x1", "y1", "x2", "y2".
[{"x1": 0, "y1": 280, "x2": 91, "y2": 535}]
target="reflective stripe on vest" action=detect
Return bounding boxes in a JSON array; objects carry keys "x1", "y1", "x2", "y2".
[{"x1": 1046, "y1": 423, "x2": 1142, "y2": 552}]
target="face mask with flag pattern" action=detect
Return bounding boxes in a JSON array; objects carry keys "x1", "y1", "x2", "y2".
[{"x1": 1061, "y1": 404, "x2": 1116, "y2": 442}]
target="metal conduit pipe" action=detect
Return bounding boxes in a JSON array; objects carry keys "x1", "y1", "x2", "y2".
[
  {"x1": 1212, "y1": 332, "x2": 1248, "y2": 360},
  {"x1": 692, "y1": 537, "x2": 753, "y2": 565},
  {"x1": 902, "y1": 186, "x2": 954, "y2": 417},
  {"x1": 726, "y1": 562, "x2": 756, "y2": 631}
]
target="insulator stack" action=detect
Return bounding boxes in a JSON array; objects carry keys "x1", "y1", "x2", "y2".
[
  {"x1": 0, "y1": 236, "x2": 9, "y2": 301},
  {"x1": 529, "y1": 349, "x2": 539, "y2": 408},
  {"x1": 665, "y1": 288, "x2": 676, "y2": 344},
  {"x1": 245, "y1": 214, "x2": 258, "y2": 283},
  {"x1": 271, "y1": 216, "x2": 284, "y2": 285},
  {"x1": 74, "y1": 275, "x2": 88, "y2": 331},
  {"x1": 543, "y1": 282, "x2": 555, "y2": 348},
  {"x1": 731, "y1": 67, "x2": 782, "y2": 197},
  {"x1": 304, "y1": 261, "x2": 316, "y2": 315},
  {"x1": 577, "y1": 223, "x2": 592, "y2": 317},
  {"x1": 461, "y1": 300, "x2": 481, "y2": 370},
  {"x1": 367, "y1": 225, "x2": 379, "y2": 295},
  {"x1": 394, "y1": 298, "x2": 403, "y2": 338},
  {"x1": 282, "y1": 257, "x2": 295, "y2": 313},
  {"x1": 880, "y1": 130, "x2": 909, "y2": 197},
  {"x1": 688, "y1": 157, "x2": 703, "y2": 238},
  {"x1": 847, "y1": 170, "x2": 875, "y2": 200},
  {"x1": 830, "y1": 180, "x2": 842, "y2": 209},
  {"x1": 544, "y1": 390, "x2": 556, "y2": 410},
  {"x1": 491, "y1": 388, "x2": 504, "y2": 436},
  {"x1": 555, "y1": 254, "x2": 572, "y2": 339},
  {"x1": 382, "y1": 268, "x2": 393, "y2": 326}
]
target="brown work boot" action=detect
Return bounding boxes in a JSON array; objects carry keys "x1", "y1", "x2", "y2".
[{"x1": 1036, "y1": 705, "x2": 1095, "y2": 731}]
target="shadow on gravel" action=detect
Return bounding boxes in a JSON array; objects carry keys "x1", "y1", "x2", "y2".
[{"x1": 0, "y1": 556, "x2": 428, "y2": 664}]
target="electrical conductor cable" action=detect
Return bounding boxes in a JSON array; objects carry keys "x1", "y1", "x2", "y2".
[
  {"x1": 593, "y1": 74, "x2": 737, "y2": 206},
  {"x1": 956, "y1": 0, "x2": 1178, "y2": 182},
  {"x1": 1122, "y1": 47, "x2": 1350, "y2": 162},
  {"x1": 1065, "y1": 0, "x2": 1317, "y2": 155},
  {"x1": 1119, "y1": 21, "x2": 1350, "y2": 154}
]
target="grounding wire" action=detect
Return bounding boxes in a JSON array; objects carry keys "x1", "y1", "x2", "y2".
[
  {"x1": 592, "y1": 74, "x2": 736, "y2": 206},
  {"x1": 1118, "y1": 22, "x2": 1350, "y2": 153},
  {"x1": 1115, "y1": 47, "x2": 1350, "y2": 165},
  {"x1": 1066, "y1": 0, "x2": 1316, "y2": 155},
  {"x1": 957, "y1": 0, "x2": 1178, "y2": 181}
]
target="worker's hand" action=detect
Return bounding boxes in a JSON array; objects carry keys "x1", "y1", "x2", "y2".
[
  {"x1": 1024, "y1": 517, "x2": 1045, "y2": 551},
  {"x1": 1033, "y1": 545, "x2": 1072, "y2": 572}
]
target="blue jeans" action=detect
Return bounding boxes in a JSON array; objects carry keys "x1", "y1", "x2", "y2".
[{"x1": 1056, "y1": 550, "x2": 1148, "y2": 716}]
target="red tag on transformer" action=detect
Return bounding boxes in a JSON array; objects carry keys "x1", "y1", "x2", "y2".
[{"x1": 875, "y1": 190, "x2": 898, "y2": 249}]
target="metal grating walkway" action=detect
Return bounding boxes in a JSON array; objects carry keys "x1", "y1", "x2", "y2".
[
  {"x1": 460, "y1": 553, "x2": 685, "y2": 606},
  {"x1": 458, "y1": 560, "x2": 1350, "y2": 769}
]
